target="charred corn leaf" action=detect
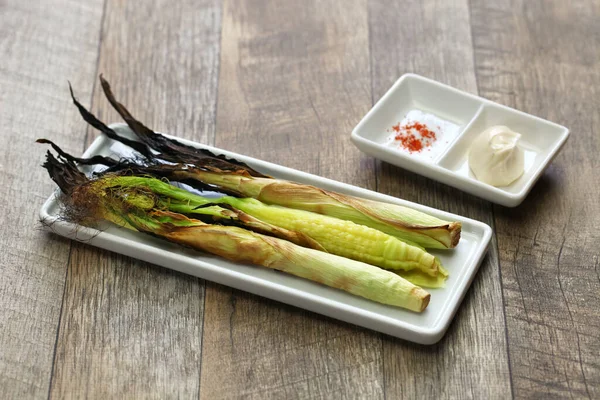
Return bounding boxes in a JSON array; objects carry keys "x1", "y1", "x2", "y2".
[
  {"x1": 87, "y1": 78, "x2": 460, "y2": 249},
  {"x1": 42, "y1": 153, "x2": 430, "y2": 312}
]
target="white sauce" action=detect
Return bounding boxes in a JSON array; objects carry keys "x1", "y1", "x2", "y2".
[
  {"x1": 468, "y1": 125, "x2": 525, "y2": 187},
  {"x1": 384, "y1": 110, "x2": 460, "y2": 161}
]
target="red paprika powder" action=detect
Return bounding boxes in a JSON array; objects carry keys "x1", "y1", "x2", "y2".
[{"x1": 390, "y1": 121, "x2": 437, "y2": 153}]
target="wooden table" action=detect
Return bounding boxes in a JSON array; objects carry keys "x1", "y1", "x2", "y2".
[{"x1": 2, "y1": 0, "x2": 598, "y2": 398}]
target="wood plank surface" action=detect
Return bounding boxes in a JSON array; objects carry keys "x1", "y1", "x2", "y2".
[
  {"x1": 470, "y1": 0, "x2": 600, "y2": 398},
  {"x1": 2, "y1": 0, "x2": 600, "y2": 398},
  {"x1": 0, "y1": 1, "x2": 104, "y2": 398},
  {"x1": 369, "y1": 0, "x2": 512, "y2": 398},
  {"x1": 199, "y1": 0, "x2": 384, "y2": 398},
  {"x1": 48, "y1": 0, "x2": 222, "y2": 398}
]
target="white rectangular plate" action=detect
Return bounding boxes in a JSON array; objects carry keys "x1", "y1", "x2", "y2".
[
  {"x1": 351, "y1": 73, "x2": 570, "y2": 207},
  {"x1": 40, "y1": 123, "x2": 492, "y2": 344}
]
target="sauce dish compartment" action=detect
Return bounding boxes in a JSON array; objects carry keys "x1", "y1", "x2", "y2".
[
  {"x1": 351, "y1": 74, "x2": 481, "y2": 169},
  {"x1": 437, "y1": 103, "x2": 569, "y2": 199}
]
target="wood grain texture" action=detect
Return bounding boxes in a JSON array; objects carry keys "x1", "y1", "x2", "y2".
[
  {"x1": 470, "y1": 0, "x2": 600, "y2": 398},
  {"x1": 4, "y1": 0, "x2": 599, "y2": 397},
  {"x1": 0, "y1": 0, "x2": 104, "y2": 398},
  {"x1": 199, "y1": 0, "x2": 383, "y2": 398},
  {"x1": 369, "y1": 0, "x2": 512, "y2": 398},
  {"x1": 48, "y1": 0, "x2": 222, "y2": 398}
]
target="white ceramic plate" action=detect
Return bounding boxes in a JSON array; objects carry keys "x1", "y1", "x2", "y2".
[
  {"x1": 351, "y1": 74, "x2": 570, "y2": 207},
  {"x1": 39, "y1": 124, "x2": 492, "y2": 344}
]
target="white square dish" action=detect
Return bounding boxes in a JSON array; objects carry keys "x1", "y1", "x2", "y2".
[
  {"x1": 351, "y1": 73, "x2": 570, "y2": 207},
  {"x1": 39, "y1": 124, "x2": 492, "y2": 344}
]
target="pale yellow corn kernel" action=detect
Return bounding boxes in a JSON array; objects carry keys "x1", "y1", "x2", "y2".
[{"x1": 228, "y1": 198, "x2": 439, "y2": 275}]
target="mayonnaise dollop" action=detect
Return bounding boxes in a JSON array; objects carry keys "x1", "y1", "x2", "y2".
[{"x1": 468, "y1": 125, "x2": 524, "y2": 187}]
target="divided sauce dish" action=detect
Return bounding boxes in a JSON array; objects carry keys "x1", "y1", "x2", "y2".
[{"x1": 351, "y1": 74, "x2": 570, "y2": 207}]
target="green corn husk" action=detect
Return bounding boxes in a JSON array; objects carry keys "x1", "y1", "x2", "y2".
[
  {"x1": 88, "y1": 175, "x2": 446, "y2": 280},
  {"x1": 169, "y1": 169, "x2": 461, "y2": 249},
  {"x1": 135, "y1": 211, "x2": 430, "y2": 311},
  {"x1": 43, "y1": 153, "x2": 430, "y2": 312},
  {"x1": 68, "y1": 76, "x2": 460, "y2": 250}
]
